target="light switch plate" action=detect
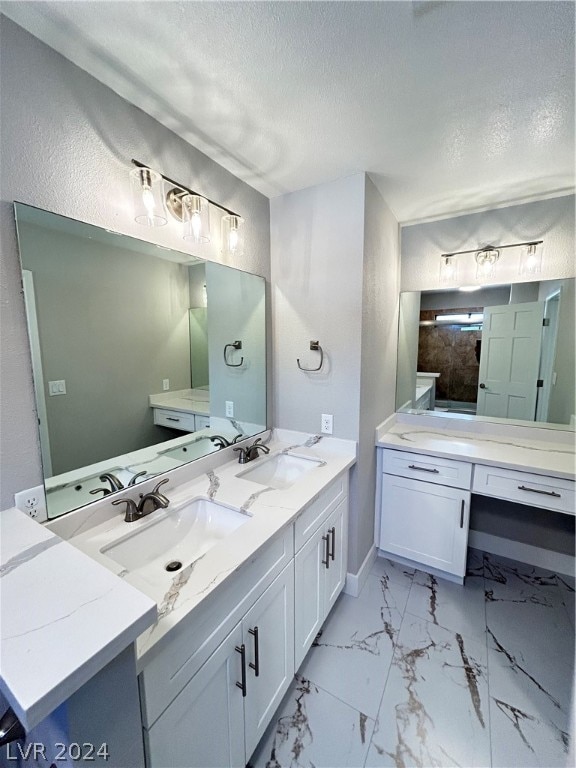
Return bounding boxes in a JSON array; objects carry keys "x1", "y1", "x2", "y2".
[
  {"x1": 162, "y1": 379, "x2": 170, "y2": 391},
  {"x1": 48, "y1": 380, "x2": 66, "y2": 396}
]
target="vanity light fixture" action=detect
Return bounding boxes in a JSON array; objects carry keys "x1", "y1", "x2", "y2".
[
  {"x1": 439, "y1": 239, "x2": 544, "y2": 284},
  {"x1": 129, "y1": 166, "x2": 167, "y2": 227},
  {"x1": 130, "y1": 160, "x2": 242, "y2": 247},
  {"x1": 475, "y1": 247, "x2": 500, "y2": 280},
  {"x1": 221, "y1": 214, "x2": 245, "y2": 258},
  {"x1": 439, "y1": 255, "x2": 458, "y2": 284},
  {"x1": 519, "y1": 242, "x2": 543, "y2": 276}
]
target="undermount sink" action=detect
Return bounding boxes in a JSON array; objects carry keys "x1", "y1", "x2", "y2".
[
  {"x1": 100, "y1": 499, "x2": 248, "y2": 575},
  {"x1": 237, "y1": 453, "x2": 323, "y2": 490}
]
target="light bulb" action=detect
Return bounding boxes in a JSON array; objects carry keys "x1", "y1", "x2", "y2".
[
  {"x1": 142, "y1": 186, "x2": 156, "y2": 218},
  {"x1": 229, "y1": 227, "x2": 239, "y2": 253},
  {"x1": 191, "y1": 211, "x2": 202, "y2": 240}
]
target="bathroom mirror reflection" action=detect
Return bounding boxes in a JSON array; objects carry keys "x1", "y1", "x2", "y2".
[
  {"x1": 396, "y1": 279, "x2": 575, "y2": 428},
  {"x1": 14, "y1": 203, "x2": 267, "y2": 519}
]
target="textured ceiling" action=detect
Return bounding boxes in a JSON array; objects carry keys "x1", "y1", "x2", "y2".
[{"x1": 3, "y1": 1, "x2": 575, "y2": 221}]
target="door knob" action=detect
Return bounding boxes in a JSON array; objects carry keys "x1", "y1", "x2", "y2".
[{"x1": 479, "y1": 383, "x2": 486, "y2": 389}]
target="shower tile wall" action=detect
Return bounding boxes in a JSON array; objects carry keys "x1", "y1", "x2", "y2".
[{"x1": 418, "y1": 308, "x2": 482, "y2": 404}]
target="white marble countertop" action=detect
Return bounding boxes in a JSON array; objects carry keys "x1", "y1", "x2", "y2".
[
  {"x1": 65, "y1": 430, "x2": 356, "y2": 670},
  {"x1": 376, "y1": 415, "x2": 576, "y2": 480},
  {"x1": 149, "y1": 388, "x2": 210, "y2": 416},
  {"x1": 0, "y1": 508, "x2": 156, "y2": 731}
]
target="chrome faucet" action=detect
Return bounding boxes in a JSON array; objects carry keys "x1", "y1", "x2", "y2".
[
  {"x1": 233, "y1": 437, "x2": 270, "y2": 464},
  {"x1": 112, "y1": 478, "x2": 170, "y2": 522},
  {"x1": 210, "y1": 434, "x2": 243, "y2": 449}
]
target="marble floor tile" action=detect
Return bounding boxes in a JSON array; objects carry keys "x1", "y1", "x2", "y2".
[
  {"x1": 466, "y1": 548, "x2": 485, "y2": 580},
  {"x1": 370, "y1": 556, "x2": 415, "y2": 588},
  {"x1": 487, "y1": 628, "x2": 572, "y2": 767},
  {"x1": 405, "y1": 568, "x2": 487, "y2": 644},
  {"x1": 249, "y1": 674, "x2": 375, "y2": 768},
  {"x1": 365, "y1": 614, "x2": 490, "y2": 768},
  {"x1": 299, "y1": 574, "x2": 409, "y2": 718}
]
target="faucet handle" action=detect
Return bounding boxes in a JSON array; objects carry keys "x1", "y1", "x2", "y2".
[
  {"x1": 112, "y1": 498, "x2": 140, "y2": 522},
  {"x1": 128, "y1": 471, "x2": 148, "y2": 487},
  {"x1": 150, "y1": 478, "x2": 170, "y2": 504}
]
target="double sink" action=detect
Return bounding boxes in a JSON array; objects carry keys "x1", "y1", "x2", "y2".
[{"x1": 94, "y1": 452, "x2": 322, "y2": 583}]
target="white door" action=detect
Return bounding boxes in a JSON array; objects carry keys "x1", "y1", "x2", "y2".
[
  {"x1": 477, "y1": 301, "x2": 544, "y2": 420},
  {"x1": 145, "y1": 624, "x2": 245, "y2": 768},
  {"x1": 243, "y1": 564, "x2": 295, "y2": 760},
  {"x1": 379, "y1": 474, "x2": 470, "y2": 578}
]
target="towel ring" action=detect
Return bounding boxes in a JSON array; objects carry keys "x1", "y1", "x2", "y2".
[
  {"x1": 297, "y1": 340, "x2": 324, "y2": 372},
  {"x1": 224, "y1": 340, "x2": 244, "y2": 367}
]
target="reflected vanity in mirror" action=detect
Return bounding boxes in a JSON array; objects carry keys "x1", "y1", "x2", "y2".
[
  {"x1": 14, "y1": 203, "x2": 267, "y2": 518},
  {"x1": 396, "y1": 278, "x2": 575, "y2": 428}
]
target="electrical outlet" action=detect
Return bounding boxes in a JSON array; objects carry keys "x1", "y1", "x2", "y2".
[
  {"x1": 321, "y1": 414, "x2": 333, "y2": 434},
  {"x1": 225, "y1": 401, "x2": 234, "y2": 417},
  {"x1": 14, "y1": 485, "x2": 47, "y2": 522},
  {"x1": 162, "y1": 379, "x2": 170, "y2": 391}
]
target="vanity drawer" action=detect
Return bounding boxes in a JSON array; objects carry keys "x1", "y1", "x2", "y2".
[
  {"x1": 381, "y1": 449, "x2": 472, "y2": 490},
  {"x1": 294, "y1": 473, "x2": 348, "y2": 552},
  {"x1": 139, "y1": 527, "x2": 293, "y2": 727},
  {"x1": 153, "y1": 408, "x2": 196, "y2": 432},
  {"x1": 195, "y1": 415, "x2": 210, "y2": 430},
  {"x1": 473, "y1": 465, "x2": 575, "y2": 514}
]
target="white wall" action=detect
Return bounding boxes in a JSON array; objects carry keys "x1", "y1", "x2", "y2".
[
  {"x1": 271, "y1": 174, "x2": 365, "y2": 440},
  {"x1": 271, "y1": 173, "x2": 400, "y2": 574},
  {"x1": 401, "y1": 195, "x2": 575, "y2": 291},
  {"x1": 353, "y1": 176, "x2": 400, "y2": 573},
  {"x1": 0, "y1": 18, "x2": 271, "y2": 509}
]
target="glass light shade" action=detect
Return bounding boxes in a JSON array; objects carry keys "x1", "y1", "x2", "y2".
[
  {"x1": 519, "y1": 243, "x2": 543, "y2": 276},
  {"x1": 475, "y1": 248, "x2": 499, "y2": 280},
  {"x1": 439, "y1": 256, "x2": 457, "y2": 284},
  {"x1": 182, "y1": 194, "x2": 210, "y2": 243},
  {"x1": 130, "y1": 167, "x2": 167, "y2": 227},
  {"x1": 221, "y1": 214, "x2": 245, "y2": 258}
]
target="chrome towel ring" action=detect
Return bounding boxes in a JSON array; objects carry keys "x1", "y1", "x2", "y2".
[{"x1": 297, "y1": 340, "x2": 324, "y2": 372}]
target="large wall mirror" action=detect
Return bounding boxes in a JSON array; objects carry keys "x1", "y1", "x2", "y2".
[
  {"x1": 14, "y1": 203, "x2": 267, "y2": 518},
  {"x1": 396, "y1": 278, "x2": 575, "y2": 429}
]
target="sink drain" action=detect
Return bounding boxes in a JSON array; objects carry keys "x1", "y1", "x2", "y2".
[{"x1": 165, "y1": 560, "x2": 183, "y2": 572}]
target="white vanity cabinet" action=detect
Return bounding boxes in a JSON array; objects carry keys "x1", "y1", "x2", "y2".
[
  {"x1": 378, "y1": 449, "x2": 471, "y2": 580},
  {"x1": 294, "y1": 477, "x2": 349, "y2": 668},
  {"x1": 153, "y1": 407, "x2": 210, "y2": 432},
  {"x1": 145, "y1": 563, "x2": 294, "y2": 768}
]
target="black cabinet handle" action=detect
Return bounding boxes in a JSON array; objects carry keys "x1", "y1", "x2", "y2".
[
  {"x1": 167, "y1": 417, "x2": 180, "y2": 422},
  {"x1": 235, "y1": 644, "x2": 247, "y2": 697},
  {"x1": 248, "y1": 627, "x2": 260, "y2": 677},
  {"x1": 329, "y1": 526, "x2": 336, "y2": 561},
  {"x1": 460, "y1": 499, "x2": 465, "y2": 529},
  {"x1": 518, "y1": 485, "x2": 560, "y2": 498},
  {"x1": 408, "y1": 465, "x2": 439, "y2": 474},
  {"x1": 322, "y1": 534, "x2": 330, "y2": 568}
]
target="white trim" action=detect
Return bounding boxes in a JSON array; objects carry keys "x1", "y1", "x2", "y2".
[
  {"x1": 469, "y1": 530, "x2": 575, "y2": 576},
  {"x1": 376, "y1": 548, "x2": 464, "y2": 585},
  {"x1": 344, "y1": 545, "x2": 377, "y2": 597},
  {"x1": 22, "y1": 270, "x2": 52, "y2": 476}
]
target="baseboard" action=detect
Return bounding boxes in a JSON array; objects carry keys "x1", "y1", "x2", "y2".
[
  {"x1": 469, "y1": 530, "x2": 575, "y2": 576},
  {"x1": 344, "y1": 545, "x2": 377, "y2": 597}
]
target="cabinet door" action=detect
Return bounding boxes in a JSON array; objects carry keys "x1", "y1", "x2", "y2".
[
  {"x1": 379, "y1": 474, "x2": 470, "y2": 578},
  {"x1": 294, "y1": 526, "x2": 326, "y2": 669},
  {"x1": 324, "y1": 499, "x2": 348, "y2": 614},
  {"x1": 145, "y1": 624, "x2": 245, "y2": 768},
  {"x1": 243, "y1": 564, "x2": 295, "y2": 760}
]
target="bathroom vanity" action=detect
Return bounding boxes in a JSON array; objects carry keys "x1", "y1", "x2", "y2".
[
  {"x1": 375, "y1": 413, "x2": 575, "y2": 582},
  {"x1": 0, "y1": 430, "x2": 355, "y2": 767}
]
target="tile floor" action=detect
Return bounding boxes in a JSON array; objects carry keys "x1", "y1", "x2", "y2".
[{"x1": 250, "y1": 550, "x2": 574, "y2": 768}]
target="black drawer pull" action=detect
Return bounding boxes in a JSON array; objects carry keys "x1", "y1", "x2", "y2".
[
  {"x1": 248, "y1": 627, "x2": 260, "y2": 677},
  {"x1": 408, "y1": 465, "x2": 440, "y2": 474},
  {"x1": 322, "y1": 534, "x2": 330, "y2": 568},
  {"x1": 166, "y1": 417, "x2": 180, "y2": 422},
  {"x1": 235, "y1": 644, "x2": 247, "y2": 697},
  {"x1": 329, "y1": 526, "x2": 336, "y2": 561},
  {"x1": 518, "y1": 485, "x2": 560, "y2": 498},
  {"x1": 460, "y1": 499, "x2": 465, "y2": 529}
]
